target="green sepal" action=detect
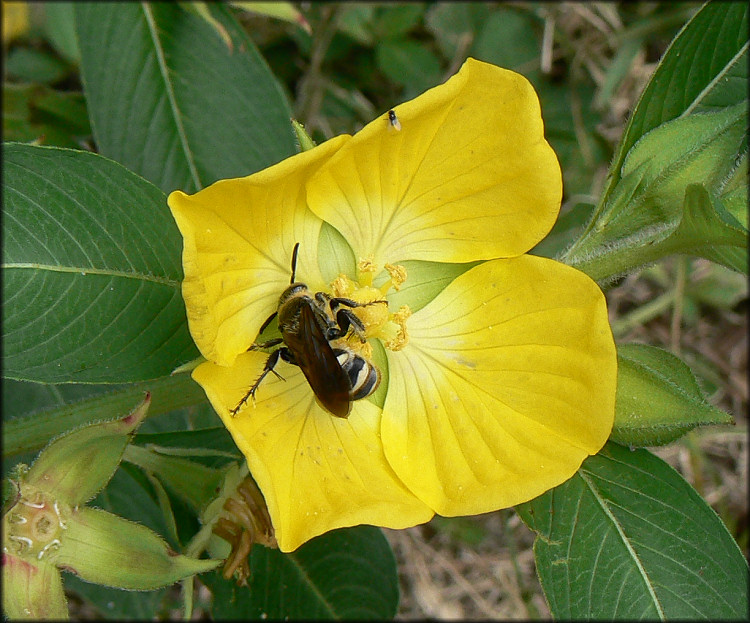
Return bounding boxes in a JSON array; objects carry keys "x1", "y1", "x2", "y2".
[
  {"x1": 24, "y1": 394, "x2": 151, "y2": 506},
  {"x1": 2, "y1": 555, "x2": 68, "y2": 620},
  {"x1": 612, "y1": 343, "x2": 733, "y2": 446},
  {"x1": 123, "y1": 444, "x2": 225, "y2": 512},
  {"x1": 171, "y1": 355, "x2": 206, "y2": 375},
  {"x1": 719, "y1": 150, "x2": 748, "y2": 228},
  {"x1": 23, "y1": 395, "x2": 151, "y2": 506},
  {"x1": 56, "y1": 506, "x2": 221, "y2": 590},
  {"x1": 565, "y1": 103, "x2": 748, "y2": 281},
  {"x1": 291, "y1": 118, "x2": 316, "y2": 152},
  {"x1": 658, "y1": 182, "x2": 748, "y2": 273}
]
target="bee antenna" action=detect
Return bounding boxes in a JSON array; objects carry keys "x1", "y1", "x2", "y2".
[{"x1": 290, "y1": 242, "x2": 300, "y2": 283}]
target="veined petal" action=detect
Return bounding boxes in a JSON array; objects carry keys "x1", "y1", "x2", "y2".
[
  {"x1": 168, "y1": 136, "x2": 349, "y2": 366},
  {"x1": 307, "y1": 58, "x2": 561, "y2": 266},
  {"x1": 381, "y1": 256, "x2": 615, "y2": 515},
  {"x1": 192, "y1": 355, "x2": 433, "y2": 552}
]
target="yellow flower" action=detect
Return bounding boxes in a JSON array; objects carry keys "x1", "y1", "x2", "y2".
[
  {"x1": 2, "y1": 1, "x2": 28, "y2": 44},
  {"x1": 168, "y1": 58, "x2": 617, "y2": 552}
]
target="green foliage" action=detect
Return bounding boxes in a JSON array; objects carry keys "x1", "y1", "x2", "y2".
[
  {"x1": 2, "y1": 1, "x2": 746, "y2": 620},
  {"x1": 75, "y1": 2, "x2": 297, "y2": 193},
  {"x1": 517, "y1": 442, "x2": 749, "y2": 619},
  {"x1": 613, "y1": 343, "x2": 733, "y2": 446},
  {"x1": 564, "y1": 1, "x2": 748, "y2": 281},
  {"x1": 2, "y1": 144, "x2": 198, "y2": 383},
  {"x1": 204, "y1": 527, "x2": 399, "y2": 619}
]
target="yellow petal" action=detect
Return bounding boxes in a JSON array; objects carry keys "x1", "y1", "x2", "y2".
[
  {"x1": 381, "y1": 256, "x2": 616, "y2": 515},
  {"x1": 167, "y1": 136, "x2": 348, "y2": 365},
  {"x1": 192, "y1": 355, "x2": 433, "y2": 552},
  {"x1": 307, "y1": 58, "x2": 562, "y2": 266}
]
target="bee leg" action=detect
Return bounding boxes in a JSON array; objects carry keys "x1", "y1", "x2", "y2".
[
  {"x1": 326, "y1": 295, "x2": 388, "y2": 311},
  {"x1": 331, "y1": 308, "x2": 368, "y2": 342},
  {"x1": 323, "y1": 296, "x2": 388, "y2": 342},
  {"x1": 256, "y1": 311, "x2": 278, "y2": 336},
  {"x1": 249, "y1": 338, "x2": 283, "y2": 351},
  {"x1": 230, "y1": 348, "x2": 286, "y2": 416}
]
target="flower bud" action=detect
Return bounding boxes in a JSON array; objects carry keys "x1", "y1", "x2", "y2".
[
  {"x1": 2, "y1": 554, "x2": 68, "y2": 620},
  {"x1": 55, "y1": 506, "x2": 220, "y2": 590},
  {"x1": 25, "y1": 394, "x2": 152, "y2": 506}
]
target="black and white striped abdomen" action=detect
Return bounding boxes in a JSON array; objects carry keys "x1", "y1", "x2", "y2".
[{"x1": 333, "y1": 348, "x2": 381, "y2": 400}]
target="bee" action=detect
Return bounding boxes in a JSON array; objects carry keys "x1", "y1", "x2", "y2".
[
  {"x1": 231, "y1": 243, "x2": 386, "y2": 418},
  {"x1": 387, "y1": 109, "x2": 401, "y2": 131}
]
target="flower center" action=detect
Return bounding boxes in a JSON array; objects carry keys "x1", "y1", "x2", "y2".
[{"x1": 329, "y1": 258, "x2": 411, "y2": 355}]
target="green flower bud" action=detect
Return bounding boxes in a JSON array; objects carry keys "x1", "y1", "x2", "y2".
[
  {"x1": 25, "y1": 395, "x2": 152, "y2": 506},
  {"x1": 2, "y1": 555, "x2": 68, "y2": 620},
  {"x1": 55, "y1": 506, "x2": 220, "y2": 590}
]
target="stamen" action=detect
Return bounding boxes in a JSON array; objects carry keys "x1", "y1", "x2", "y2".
[
  {"x1": 330, "y1": 275, "x2": 355, "y2": 298},
  {"x1": 357, "y1": 255, "x2": 376, "y2": 286},
  {"x1": 327, "y1": 260, "x2": 411, "y2": 352},
  {"x1": 383, "y1": 306, "x2": 411, "y2": 351},
  {"x1": 383, "y1": 263, "x2": 407, "y2": 292}
]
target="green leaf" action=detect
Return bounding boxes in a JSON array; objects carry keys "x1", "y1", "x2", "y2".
[
  {"x1": 375, "y1": 39, "x2": 442, "y2": 97},
  {"x1": 64, "y1": 573, "x2": 166, "y2": 621},
  {"x1": 720, "y1": 150, "x2": 747, "y2": 228},
  {"x1": 426, "y1": 3, "x2": 489, "y2": 61},
  {"x1": 517, "y1": 442, "x2": 749, "y2": 620},
  {"x1": 613, "y1": 343, "x2": 733, "y2": 446},
  {"x1": 613, "y1": 103, "x2": 746, "y2": 233},
  {"x1": 661, "y1": 182, "x2": 748, "y2": 273},
  {"x1": 133, "y1": 427, "x2": 238, "y2": 460},
  {"x1": 470, "y1": 8, "x2": 541, "y2": 76},
  {"x1": 371, "y1": 4, "x2": 425, "y2": 40},
  {"x1": 75, "y1": 2, "x2": 297, "y2": 194},
  {"x1": 42, "y1": 2, "x2": 80, "y2": 64},
  {"x1": 685, "y1": 262, "x2": 748, "y2": 310},
  {"x1": 564, "y1": 2, "x2": 749, "y2": 282},
  {"x1": 94, "y1": 466, "x2": 173, "y2": 542},
  {"x1": 3, "y1": 374, "x2": 208, "y2": 459},
  {"x1": 610, "y1": 2, "x2": 748, "y2": 187},
  {"x1": 565, "y1": 104, "x2": 748, "y2": 280},
  {"x1": 229, "y1": 2, "x2": 311, "y2": 33},
  {"x1": 337, "y1": 5, "x2": 376, "y2": 46},
  {"x1": 3, "y1": 84, "x2": 91, "y2": 149},
  {"x1": 204, "y1": 526, "x2": 399, "y2": 619},
  {"x1": 4, "y1": 46, "x2": 71, "y2": 85},
  {"x1": 2, "y1": 143, "x2": 199, "y2": 384}
]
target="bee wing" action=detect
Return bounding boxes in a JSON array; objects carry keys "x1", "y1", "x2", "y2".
[{"x1": 283, "y1": 303, "x2": 352, "y2": 418}]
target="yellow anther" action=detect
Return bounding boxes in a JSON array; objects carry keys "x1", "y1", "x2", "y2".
[
  {"x1": 383, "y1": 305, "x2": 411, "y2": 351},
  {"x1": 357, "y1": 255, "x2": 377, "y2": 286},
  {"x1": 383, "y1": 263, "x2": 407, "y2": 291},
  {"x1": 327, "y1": 264, "x2": 410, "y2": 350},
  {"x1": 330, "y1": 275, "x2": 355, "y2": 298},
  {"x1": 358, "y1": 256, "x2": 376, "y2": 274}
]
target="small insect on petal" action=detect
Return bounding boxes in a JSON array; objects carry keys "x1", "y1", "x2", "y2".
[{"x1": 387, "y1": 109, "x2": 401, "y2": 132}]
